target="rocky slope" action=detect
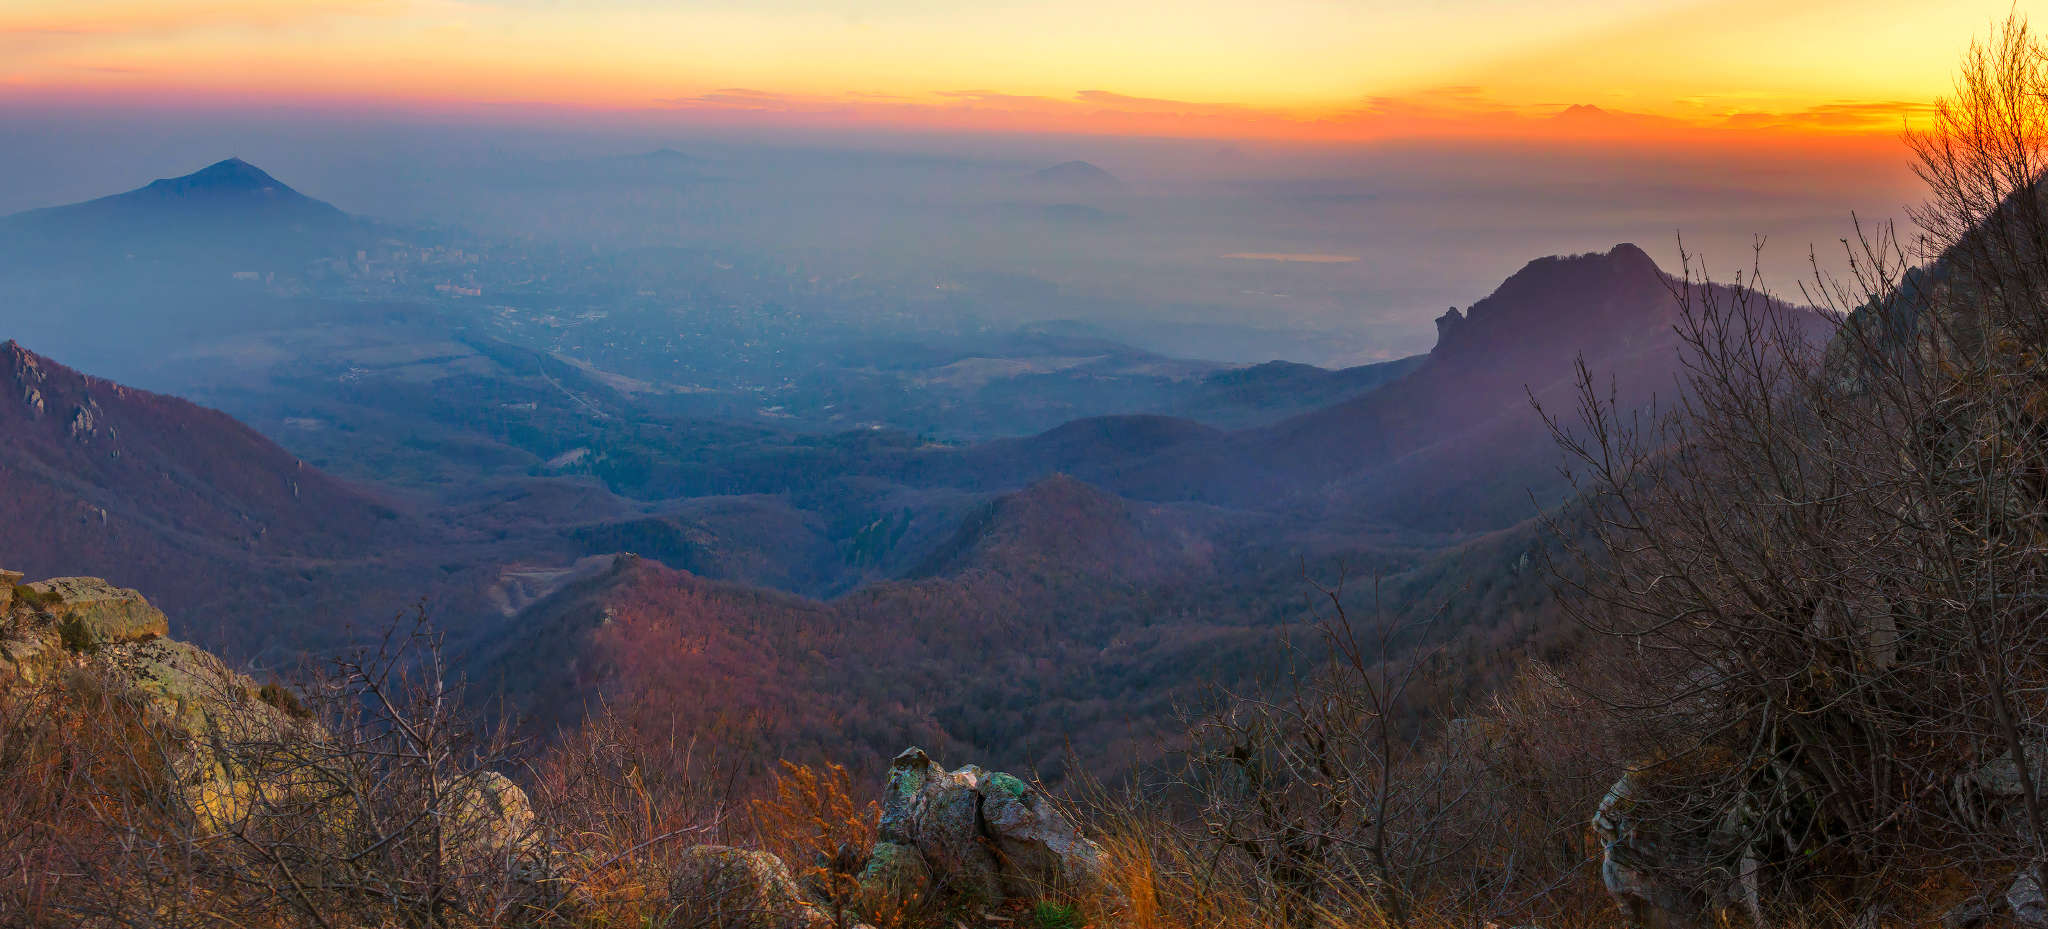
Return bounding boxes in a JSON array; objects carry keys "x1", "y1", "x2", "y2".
[
  {"x1": 0, "y1": 341, "x2": 411, "y2": 651},
  {"x1": 0, "y1": 568, "x2": 311, "y2": 823}
]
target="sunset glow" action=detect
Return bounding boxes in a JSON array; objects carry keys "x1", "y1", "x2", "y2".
[{"x1": 0, "y1": 0, "x2": 2018, "y2": 141}]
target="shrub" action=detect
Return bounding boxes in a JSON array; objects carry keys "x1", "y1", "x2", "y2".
[
  {"x1": 56, "y1": 616, "x2": 95, "y2": 654},
  {"x1": 1033, "y1": 901, "x2": 1083, "y2": 929},
  {"x1": 256, "y1": 681, "x2": 311, "y2": 719},
  {"x1": 12, "y1": 585, "x2": 60, "y2": 608}
]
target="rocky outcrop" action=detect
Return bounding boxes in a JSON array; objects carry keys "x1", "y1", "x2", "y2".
[
  {"x1": 670, "y1": 845, "x2": 837, "y2": 929},
  {"x1": 3, "y1": 575, "x2": 171, "y2": 681},
  {"x1": 1594, "y1": 771, "x2": 1705, "y2": 929},
  {"x1": 1, "y1": 571, "x2": 311, "y2": 825},
  {"x1": 29, "y1": 576, "x2": 169, "y2": 644},
  {"x1": 1, "y1": 567, "x2": 569, "y2": 920},
  {"x1": 1592, "y1": 767, "x2": 1762, "y2": 929},
  {"x1": 861, "y1": 747, "x2": 1123, "y2": 910}
]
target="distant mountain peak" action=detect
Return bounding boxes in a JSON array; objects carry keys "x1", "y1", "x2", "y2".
[
  {"x1": 134, "y1": 157, "x2": 316, "y2": 202},
  {"x1": 0, "y1": 156, "x2": 353, "y2": 268},
  {"x1": 1033, "y1": 160, "x2": 1122, "y2": 189},
  {"x1": 191, "y1": 157, "x2": 272, "y2": 183},
  {"x1": 1432, "y1": 243, "x2": 1673, "y2": 361},
  {"x1": 1605, "y1": 241, "x2": 1654, "y2": 266}
]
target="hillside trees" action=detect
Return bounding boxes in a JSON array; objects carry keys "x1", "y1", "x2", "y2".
[{"x1": 1540, "y1": 13, "x2": 2048, "y2": 922}]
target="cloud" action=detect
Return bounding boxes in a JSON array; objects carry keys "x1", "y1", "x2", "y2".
[
  {"x1": 657, "y1": 88, "x2": 797, "y2": 110},
  {"x1": 1, "y1": 1, "x2": 400, "y2": 42},
  {"x1": 640, "y1": 81, "x2": 1934, "y2": 145},
  {"x1": 1717, "y1": 100, "x2": 1937, "y2": 132}
]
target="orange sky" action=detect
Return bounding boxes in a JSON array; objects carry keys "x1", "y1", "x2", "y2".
[{"x1": 0, "y1": 0, "x2": 2025, "y2": 143}]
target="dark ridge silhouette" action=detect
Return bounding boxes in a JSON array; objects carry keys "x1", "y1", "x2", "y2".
[
  {"x1": 7, "y1": 158, "x2": 346, "y2": 229},
  {"x1": 937, "y1": 244, "x2": 1791, "y2": 533},
  {"x1": 0, "y1": 158, "x2": 358, "y2": 270}
]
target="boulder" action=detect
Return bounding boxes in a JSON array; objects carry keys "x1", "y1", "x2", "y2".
[
  {"x1": 25, "y1": 576, "x2": 169, "y2": 645},
  {"x1": 452, "y1": 770, "x2": 578, "y2": 922},
  {"x1": 2012, "y1": 867, "x2": 2048, "y2": 929},
  {"x1": 1592, "y1": 768, "x2": 1757, "y2": 929},
  {"x1": 452, "y1": 770, "x2": 545, "y2": 870},
  {"x1": 861, "y1": 747, "x2": 1122, "y2": 910},
  {"x1": 1594, "y1": 771, "x2": 1696, "y2": 929},
  {"x1": 1943, "y1": 895, "x2": 1998, "y2": 929},
  {"x1": 855, "y1": 838, "x2": 931, "y2": 904},
  {"x1": 101, "y1": 636, "x2": 309, "y2": 826},
  {"x1": 670, "y1": 845, "x2": 835, "y2": 929}
]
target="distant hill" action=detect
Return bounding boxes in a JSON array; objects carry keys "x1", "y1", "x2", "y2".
[
  {"x1": 903, "y1": 474, "x2": 1215, "y2": 581},
  {"x1": 1032, "y1": 160, "x2": 1123, "y2": 192},
  {"x1": 0, "y1": 158, "x2": 361, "y2": 271},
  {"x1": 474, "y1": 473, "x2": 1239, "y2": 776},
  {"x1": 1170, "y1": 356, "x2": 1426, "y2": 428}
]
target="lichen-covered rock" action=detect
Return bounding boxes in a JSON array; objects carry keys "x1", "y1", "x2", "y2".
[
  {"x1": 0, "y1": 566, "x2": 567, "y2": 917},
  {"x1": 671, "y1": 845, "x2": 835, "y2": 929},
  {"x1": 452, "y1": 770, "x2": 578, "y2": 921},
  {"x1": 26, "y1": 576, "x2": 170, "y2": 645},
  {"x1": 0, "y1": 572, "x2": 309, "y2": 825},
  {"x1": 454, "y1": 771, "x2": 541, "y2": 859},
  {"x1": 861, "y1": 747, "x2": 1123, "y2": 911},
  {"x1": 856, "y1": 838, "x2": 931, "y2": 904},
  {"x1": 979, "y1": 769, "x2": 1116, "y2": 900},
  {"x1": 2, "y1": 577, "x2": 174, "y2": 686},
  {"x1": 103, "y1": 636, "x2": 309, "y2": 826}
]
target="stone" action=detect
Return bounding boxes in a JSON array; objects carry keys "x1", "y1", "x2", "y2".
[
  {"x1": 451, "y1": 770, "x2": 577, "y2": 922},
  {"x1": 26, "y1": 576, "x2": 169, "y2": 644},
  {"x1": 980, "y1": 770, "x2": 1119, "y2": 902},
  {"x1": 452, "y1": 770, "x2": 543, "y2": 867},
  {"x1": 1593, "y1": 771, "x2": 1707, "y2": 929},
  {"x1": 857, "y1": 839, "x2": 932, "y2": 905},
  {"x1": 0, "y1": 568, "x2": 21, "y2": 611},
  {"x1": 861, "y1": 747, "x2": 1124, "y2": 911},
  {"x1": 100, "y1": 636, "x2": 306, "y2": 826},
  {"x1": 2012, "y1": 868, "x2": 2048, "y2": 929},
  {"x1": 1971, "y1": 744, "x2": 2048, "y2": 799},
  {"x1": 1944, "y1": 894, "x2": 1999, "y2": 929},
  {"x1": 0, "y1": 567, "x2": 568, "y2": 919},
  {"x1": 670, "y1": 845, "x2": 835, "y2": 929}
]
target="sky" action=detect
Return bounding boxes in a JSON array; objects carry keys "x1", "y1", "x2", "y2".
[{"x1": 0, "y1": 0, "x2": 2023, "y2": 142}]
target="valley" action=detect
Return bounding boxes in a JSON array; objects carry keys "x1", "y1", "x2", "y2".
[{"x1": 0, "y1": 159, "x2": 1699, "y2": 779}]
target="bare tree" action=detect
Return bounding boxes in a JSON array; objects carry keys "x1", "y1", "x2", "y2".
[{"x1": 1538, "y1": 15, "x2": 2048, "y2": 925}]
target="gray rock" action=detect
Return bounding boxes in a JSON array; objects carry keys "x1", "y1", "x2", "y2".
[
  {"x1": 2012, "y1": 867, "x2": 2048, "y2": 929},
  {"x1": 1942, "y1": 895, "x2": 1996, "y2": 929},
  {"x1": 671, "y1": 845, "x2": 834, "y2": 929},
  {"x1": 1592, "y1": 771, "x2": 1711, "y2": 929},
  {"x1": 861, "y1": 747, "x2": 1123, "y2": 910},
  {"x1": 857, "y1": 840, "x2": 931, "y2": 905}
]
